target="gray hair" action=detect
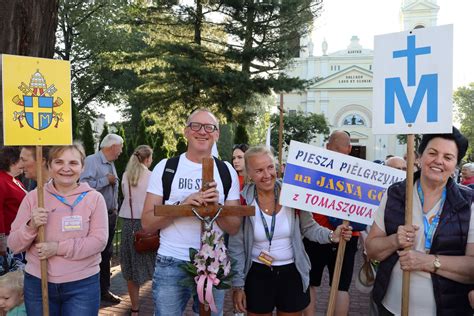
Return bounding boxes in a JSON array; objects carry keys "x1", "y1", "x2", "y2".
[
  {"x1": 186, "y1": 108, "x2": 219, "y2": 129},
  {"x1": 462, "y1": 162, "x2": 474, "y2": 172},
  {"x1": 100, "y1": 134, "x2": 124, "y2": 149}
]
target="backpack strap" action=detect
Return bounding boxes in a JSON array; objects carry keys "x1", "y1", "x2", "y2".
[
  {"x1": 162, "y1": 156, "x2": 180, "y2": 204},
  {"x1": 161, "y1": 155, "x2": 232, "y2": 203},
  {"x1": 213, "y1": 157, "x2": 231, "y2": 201}
]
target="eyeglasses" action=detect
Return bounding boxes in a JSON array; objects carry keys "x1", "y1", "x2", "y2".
[{"x1": 187, "y1": 122, "x2": 218, "y2": 133}]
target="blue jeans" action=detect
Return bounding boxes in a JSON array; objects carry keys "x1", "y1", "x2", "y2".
[
  {"x1": 24, "y1": 272, "x2": 100, "y2": 316},
  {"x1": 152, "y1": 255, "x2": 224, "y2": 316}
]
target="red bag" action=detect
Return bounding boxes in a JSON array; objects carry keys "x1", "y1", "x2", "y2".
[{"x1": 129, "y1": 182, "x2": 160, "y2": 253}]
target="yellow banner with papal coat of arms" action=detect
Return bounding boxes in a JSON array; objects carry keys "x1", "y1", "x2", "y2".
[{"x1": 2, "y1": 54, "x2": 72, "y2": 145}]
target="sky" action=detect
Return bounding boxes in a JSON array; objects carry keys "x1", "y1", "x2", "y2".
[
  {"x1": 310, "y1": 0, "x2": 473, "y2": 89},
  {"x1": 100, "y1": 0, "x2": 473, "y2": 122}
]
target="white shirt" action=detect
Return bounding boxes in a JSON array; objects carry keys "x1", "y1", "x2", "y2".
[
  {"x1": 374, "y1": 180, "x2": 474, "y2": 316},
  {"x1": 147, "y1": 154, "x2": 240, "y2": 261},
  {"x1": 251, "y1": 204, "x2": 294, "y2": 266}
]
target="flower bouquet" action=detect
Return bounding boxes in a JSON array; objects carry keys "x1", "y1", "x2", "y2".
[{"x1": 180, "y1": 229, "x2": 235, "y2": 313}]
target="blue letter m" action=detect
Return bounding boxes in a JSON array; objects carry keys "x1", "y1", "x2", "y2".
[{"x1": 384, "y1": 74, "x2": 438, "y2": 124}]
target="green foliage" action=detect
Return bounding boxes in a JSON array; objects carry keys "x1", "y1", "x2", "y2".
[
  {"x1": 55, "y1": 0, "x2": 144, "y2": 130},
  {"x1": 72, "y1": 105, "x2": 80, "y2": 140},
  {"x1": 115, "y1": 125, "x2": 129, "y2": 183},
  {"x1": 81, "y1": 119, "x2": 95, "y2": 156},
  {"x1": 175, "y1": 137, "x2": 188, "y2": 156},
  {"x1": 396, "y1": 134, "x2": 422, "y2": 150},
  {"x1": 234, "y1": 124, "x2": 249, "y2": 146},
  {"x1": 135, "y1": 119, "x2": 149, "y2": 149},
  {"x1": 270, "y1": 111, "x2": 329, "y2": 154},
  {"x1": 217, "y1": 124, "x2": 234, "y2": 162},
  {"x1": 152, "y1": 130, "x2": 168, "y2": 167},
  {"x1": 454, "y1": 83, "x2": 474, "y2": 162},
  {"x1": 99, "y1": 122, "x2": 109, "y2": 147},
  {"x1": 102, "y1": 0, "x2": 321, "y2": 147}
]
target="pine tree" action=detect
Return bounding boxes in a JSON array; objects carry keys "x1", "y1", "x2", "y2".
[
  {"x1": 175, "y1": 137, "x2": 187, "y2": 156},
  {"x1": 152, "y1": 131, "x2": 167, "y2": 166},
  {"x1": 135, "y1": 119, "x2": 149, "y2": 147},
  {"x1": 72, "y1": 104, "x2": 80, "y2": 140},
  {"x1": 115, "y1": 125, "x2": 129, "y2": 180},
  {"x1": 82, "y1": 119, "x2": 95, "y2": 156},
  {"x1": 99, "y1": 122, "x2": 109, "y2": 147},
  {"x1": 234, "y1": 124, "x2": 250, "y2": 146}
]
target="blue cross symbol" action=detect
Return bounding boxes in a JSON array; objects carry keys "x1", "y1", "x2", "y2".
[{"x1": 393, "y1": 35, "x2": 431, "y2": 87}]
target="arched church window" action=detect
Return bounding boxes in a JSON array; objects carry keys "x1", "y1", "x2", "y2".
[{"x1": 343, "y1": 114, "x2": 365, "y2": 126}]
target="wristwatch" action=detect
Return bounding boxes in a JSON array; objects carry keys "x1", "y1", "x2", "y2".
[
  {"x1": 433, "y1": 255, "x2": 441, "y2": 273},
  {"x1": 328, "y1": 230, "x2": 335, "y2": 243}
]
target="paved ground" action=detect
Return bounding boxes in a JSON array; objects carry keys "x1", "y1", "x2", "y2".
[{"x1": 99, "y1": 250, "x2": 371, "y2": 316}]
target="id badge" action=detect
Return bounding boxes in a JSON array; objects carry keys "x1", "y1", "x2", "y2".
[
  {"x1": 257, "y1": 250, "x2": 274, "y2": 267},
  {"x1": 62, "y1": 215, "x2": 83, "y2": 232}
]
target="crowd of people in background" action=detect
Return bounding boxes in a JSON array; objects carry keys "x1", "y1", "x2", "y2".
[{"x1": 0, "y1": 109, "x2": 472, "y2": 315}]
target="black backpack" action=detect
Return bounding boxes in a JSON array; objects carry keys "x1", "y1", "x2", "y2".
[{"x1": 161, "y1": 156, "x2": 232, "y2": 203}]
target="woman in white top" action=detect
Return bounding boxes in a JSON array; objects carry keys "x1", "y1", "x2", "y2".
[
  {"x1": 229, "y1": 146, "x2": 352, "y2": 316},
  {"x1": 119, "y1": 145, "x2": 154, "y2": 316}
]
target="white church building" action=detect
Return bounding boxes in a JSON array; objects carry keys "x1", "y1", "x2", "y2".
[{"x1": 282, "y1": 0, "x2": 440, "y2": 161}]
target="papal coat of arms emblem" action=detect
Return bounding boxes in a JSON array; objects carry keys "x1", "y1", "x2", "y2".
[{"x1": 11, "y1": 69, "x2": 64, "y2": 131}]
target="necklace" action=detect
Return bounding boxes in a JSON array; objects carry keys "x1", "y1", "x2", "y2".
[{"x1": 255, "y1": 185, "x2": 279, "y2": 215}]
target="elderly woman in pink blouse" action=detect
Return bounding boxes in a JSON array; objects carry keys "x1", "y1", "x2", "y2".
[{"x1": 8, "y1": 144, "x2": 108, "y2": 315}]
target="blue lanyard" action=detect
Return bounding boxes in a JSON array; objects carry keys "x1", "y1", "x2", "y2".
[
  {"x1": 417, "y1": 182, "x2": 446, "y2": 252},
  {"x1": 255, "y1": 186, "x2": 278, "y2": 250},
  {"x1": 52, "y1": 192, "x2": 88, "y2": 213}
]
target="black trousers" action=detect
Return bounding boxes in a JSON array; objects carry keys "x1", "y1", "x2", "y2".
[{"x1": 100, "y1": 211, "x2": 117, "y2": 294}]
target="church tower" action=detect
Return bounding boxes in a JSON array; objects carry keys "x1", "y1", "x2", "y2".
[{"x1": 400, "y1": 0, "x2": 440, "y2": 31}]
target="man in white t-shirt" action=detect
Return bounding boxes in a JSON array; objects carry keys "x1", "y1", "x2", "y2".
[{"x1": 142, "y1": 109, "x2": 241, "y2": 316}]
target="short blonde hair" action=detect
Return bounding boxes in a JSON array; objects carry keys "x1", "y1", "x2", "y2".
[
  {"x1": 0, "y1": 270, "x2": 24, "y2": 294},
  {"x1": 244, "y1": 145, "x2": 275, "y2": 172},
  {"x1": 47, "y1": 143, "x2": 86, "y2": 167}
]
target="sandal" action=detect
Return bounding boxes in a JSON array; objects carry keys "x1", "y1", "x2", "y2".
[{"x1": 130, "y1": 309, "x2": 139, "y2": 316}]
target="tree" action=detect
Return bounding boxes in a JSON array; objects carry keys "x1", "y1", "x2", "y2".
[
  {"x1": 0, "y1": 0, "x2": 59, "y2": 144},
  {"x1": 106, "y1": 0, "x2": 321, "y2": 146},
  {"x1": 234, "y1": 124, "x2": 250, "y2": 145},
  {"x1": 152, "y1": 130, "x2": 167, "y2": 167},
  {"x1": 396, "y1": 134, "x2": 422, "y2": 151},
  {"x1": 135, "y1": 119, "x2": 149, "y2": 148},
  {"x1": 454, "y1": 83, "x2": 474, "y2": 161},
  {"x1": 99, "y1": 122, "x2": 109, "y2": 148},
  {"x1": 175, "y1": 137, "x2": 188, "y2": 156},
  {"x1": 116, "y1": 125, "x2": 129, "y2": 173},
  {"x1": 217, "y1": 124, "x2": 234, "y2": 162},
  {"x1": 55, "y1": 0, "x2": 144, "y2": 136},
  {"x1": 270, "y1": 111, "x2": 329, "y2": 152},
  {"x1": 82, "y1": 119, "x2": 95, "y2": 156}
]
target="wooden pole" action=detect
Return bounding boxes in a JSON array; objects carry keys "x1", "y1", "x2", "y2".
[
  {"x1": 326, "y1": 219, "x2": 349, "y2": 316},
  {"x1": 200, "y1": 157, "x2": 213, "y2": 316},
  {"x1": 401, "y1": 134, "x2": 415, "y2": 316},
  {"x1": 36, "y1": 146, "x2": 49, "y2": 316},
  {"x1": 278, "y1": 93, "x2": 284, "y2": 178}
]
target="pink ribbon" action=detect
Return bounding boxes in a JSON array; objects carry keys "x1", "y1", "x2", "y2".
[{"x1": 195, "y1": 273, "x2": 221, "y2": 313}]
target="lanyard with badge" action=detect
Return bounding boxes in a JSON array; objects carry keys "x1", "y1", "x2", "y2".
[
  {"x1": 417, "y1": 182, "x2": 446, "y2": 253},
  {"x1": 255, "y1": 186, "x2": 278, "y2": 267},
  {"x1": 51, "y1": 192, "x2": 88, "y2": 232}
]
